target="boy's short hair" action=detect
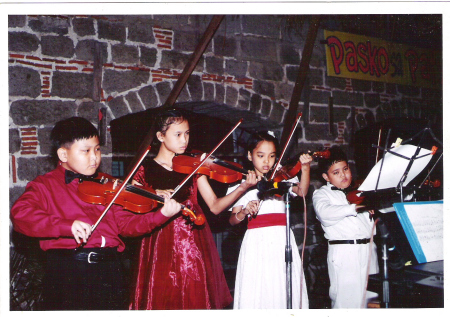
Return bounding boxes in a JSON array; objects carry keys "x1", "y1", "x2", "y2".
[
  {"x1": 50, "y1": 117, "x2": 99, "y2": 153},
  {"x1": 318, "y1": 146, "x2": 348, "y2": 174}
]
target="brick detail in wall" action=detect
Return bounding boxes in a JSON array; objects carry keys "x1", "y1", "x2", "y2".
[
  {"x1": 202, "y1": 74, "x2": 253, "y2": 90},
  {"x1": 153, "y1": 27, "x2": 173, "y2": 50},
  {"x1": 20, "y1": 127, "x2": 38, "y2": 155},
  {"x1": 345, "y1": 78, "x2": 353, "y2": 92},
  {"x1": 41, "y1": 71, "x2": 51, "y2": 97},
  {"x1": 151, "y1": 69, "x2": 181, "y2": 83},
  {"x1": 335, "y1": 121, "x2": 346, "y2": 144},
  {"x1": 12, "y1": 155, "x2": 17, "y2": 184}
]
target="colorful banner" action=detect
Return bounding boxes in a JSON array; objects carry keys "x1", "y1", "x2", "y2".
[{"x1": 324, "y1": 30, "x2": 442, "y2": 89}]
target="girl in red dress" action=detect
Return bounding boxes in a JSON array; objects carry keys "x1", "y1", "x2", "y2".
[{"x1": 129, "y1": 109, "x2": 257, "y2": 309}]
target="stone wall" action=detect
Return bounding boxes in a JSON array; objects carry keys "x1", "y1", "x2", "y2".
[{"x1": 9, "y1": 15, "x2": 442, "y2": 202}]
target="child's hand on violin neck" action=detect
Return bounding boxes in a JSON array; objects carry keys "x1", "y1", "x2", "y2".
[
  {"x1": 240, "y1": 170, "x2": 260, "y2": 189},
  {"x1": 299, "y1": 153, "x2": 313, "y2": 166},
  {"x1": 160, "y1": 197, "x2": 182, "y2": 217},
  {"x1": 155, "y1": 189, "x2": 174, "y2": 199}
]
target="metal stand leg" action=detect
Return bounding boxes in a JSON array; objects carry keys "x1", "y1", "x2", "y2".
[{"x1": 285, "y1": 193, "x2": 292, "y2": 309}]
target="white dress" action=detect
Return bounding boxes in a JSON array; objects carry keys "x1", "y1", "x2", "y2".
[{"x1": 229, "y1": 177, "x2": 309, "y2": 309}]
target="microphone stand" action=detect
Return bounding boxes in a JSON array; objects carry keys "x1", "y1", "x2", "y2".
[{"x1": 284, "y1": 188, "x2": 293, "y2": 309}]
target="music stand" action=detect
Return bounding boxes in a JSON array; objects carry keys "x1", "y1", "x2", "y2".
[{"x1": 359, "y1": 126, "x2": 442, "y2": 308}]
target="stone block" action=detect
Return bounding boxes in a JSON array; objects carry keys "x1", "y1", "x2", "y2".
[
  {"x1": 111, "y1": 44, "x2": 139, "y2": 64},
  {"x1": 307, "y1": 89, "x2": 331, "y2": 104},
  {"x1": 75, "y1": 40, "x2": 108, "y2": 62},
  {"x1": 177, "y1": 86, "x2": 190, "y2": 102},
  {"x1": 332, "y1": 90, "x2": 363, "y2": 107},
  {"x1": 286, "y1": 65, "x2": 299, "y2": 82},
  {"x1": 307, "y1": 68, "x2": 324, "y2": 87},
  {"x1": 99, "y1": 156, "x2": 113, "y2": 175},
  {"x1": 250, "y1": 93, "x2": 262, "y2": 113},
  {"x1": 237, "y1": 99, "x2": 249, "y2": 110},
  {"x1": 78, "y1": 101, "x2": 107, "y2": 124},
  {"x1": 156, "y1": 81, "x2": 172, "y2": 104},
  {"x1": 253, "y1": 80, "x2": 275, "y2": 98},
  {"x1": 280, "y1": 44, "x2": 300, "y2": 65},
  {"x1": 9, "y1": 66, "x2": 41, "y2": 98},
  {"x1": 215, "y1": 84, "x2": 224, "y2": 104},
  {"x1": 305, "y1": 123, "x2": 338, "y2": 141},
  {"x1": 225, "y1": 86, "x2": 238, "y2": 106},
  {"x1": 9, "y1": 128, "x2": 21, "y2": 154},
  {"x1": 161, "y1": 50, "x2": 195, "y2": 71},
  {"x1": 173, "y1": 30, "x2": 199, "y2": 52},
  {"x1": 270, "y1": 102, "x2": 285, "y2": 124},
  {"x1": 225, "y1": 60, "x2": 248, "y2": 79},
  {"x1": 310, "y1": 105, "x2": 351, "y2": 123},
  {"x1": 275, "y1": 82, "x2": 294, "y2": 102},
  {"x1": 10, "y1": 187, "x2": 26, "y2": 210},
  {"x1": 386, "y1": 83, "x2": 397, "y2": 94},
  {"x1": 37, "y1": 127, "x2": 52, "y2": 155},
  {"x1": 140, "y1": 46, "x2": 157, "y2": 67},
  {"x1": 214, "y1": 35, "x2": 237, "y2": 57},
  {"x1": 372, "y1": 81, "x2": 385, "y2": 93},
  {"x1": 28, "y1": 16, "x2": 69, "y2": 35},
  {"x1": 128, "y1": 20, "x2": 155, "y2": 44},
  {"x1": 108, "y1": 96, "x2": 130, "y2": 118},
  {"x1": 352, "y1": 79, "x2": 372, "y2": 92},
  {"x1": 98, "y1": 20, "x2": 126, "y2": 42},
  {"x1": 325, "y1": 75, "x2": 347, "y2": 90},
  {"x1": 125, "y1": 91, "x2": 144, "y2": 113},
  {"x1": 205, "y1": 56, "x2": 224, "y2": 75},
  {"x1": 364, "y1": 92, "x2": 381, "y2": 109},
  {"x1": 72, "y1": 17, "x2": 96, "y2": 36},
  {"x1": 52, "y1": 71, "x2": 94, "y2": 99},
  {"x1": 151, "y1": 15, "x2": 190, "y2": 29},
  {"x1": 17, "y1": 156, "x2": 55, "y2": 182},
  {"x1": 261, "y1": 98, "x2": 272, "y2": 117},
  {"x1": 241, "y1": 16, "x2": 281, "y2": 38},
  {"x1": 103, "y1": 69, "x2": 150, "y2": 94},
  {"x1": 8, "y1": 31, "x2": 39, "y2": 52},
  {"x1": 138, "y1": 85, "x2": 158, "y2": 109},
  {"x1": 187, "y1": 75, "x2": 203, "y2": 101},
  {"x1": 204, "y1": 82, "x2": 215, "y2": 101},
  {"x1": 249, "y1": 61, "x2": 283, "y2": 81},
  {"x1": 10, "y1": 100, "x2": 76, "y2": 125},
  {"x1": 41, "y1": 35, "x2": 75, "y2": 58},
  {"x1": 397, "y1": 84, "x2": 420, "y2": 96},
  {"x1": 17, "y1": 157, "x2": 55, "y2": 182},
  {"x1": 241, "y1": 37, "x2": 277, "y2": 62},
  {"x1": 9, "y1": 15, "x2": 26, "y2": 28}
]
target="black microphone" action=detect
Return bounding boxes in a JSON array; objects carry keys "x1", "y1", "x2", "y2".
[{"x1": 257, "y1": 179, "x2": 296, "y2": 193}]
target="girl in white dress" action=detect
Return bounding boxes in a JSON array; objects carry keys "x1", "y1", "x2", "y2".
[{"x1": 228, "y1": 131, "x2": 311, "y2": 309}]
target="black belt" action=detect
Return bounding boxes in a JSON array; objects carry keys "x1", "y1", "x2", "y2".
[
  {"x1": 328, "y1": 238, "x2": 370, "y2": 245},
  {"x1": 46, "y1": 248, "x2": 119, "y2": 264}
]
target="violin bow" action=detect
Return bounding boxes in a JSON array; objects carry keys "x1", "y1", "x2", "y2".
[
  {"x1": 76, "y1": 146, "x2": 152, "y2": 249},
  {"x1": 267, "y1": 112, "x2": 302, "y2": 181},
  {"x1": 171, "y1": 119, "x2": 243, "y2": 198}
]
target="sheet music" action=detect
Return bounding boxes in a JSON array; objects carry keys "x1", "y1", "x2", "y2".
[
  {"x1": 358, "y1": 144, "x2": 432, "y2": 191},
  {"x1": 394, "y1": 201, "x2": 443, "y2": 263}
]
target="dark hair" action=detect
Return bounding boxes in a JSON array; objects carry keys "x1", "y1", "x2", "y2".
[
  {"x1": 318, "y1": 145, "x2": 348, "y2": 174},
  {"x1": 50, "y1": 117, "x2": 99, "y2": 154},
  {"x1": 247, "y1": 131, "x2": 280, "y2": 155},
  {"x1": 154, "y1": 108, "x2": 187, "y2": 135}
]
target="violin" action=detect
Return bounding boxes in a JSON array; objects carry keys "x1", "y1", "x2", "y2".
[
  {"x1": 345, "y1": 179, "x2": 365, "y2": 205},
  {"x1": 172, "y1": 150, "x2": 248, "y2": 184},
  {"x1": 77, "y1": 172, "x2": 205, "y2": 226},
  {"x1": 271, "y1": 150, "x2": 330, "y2": 182}
]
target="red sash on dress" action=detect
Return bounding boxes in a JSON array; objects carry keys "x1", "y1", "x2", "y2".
[{"x1": 247, "y1": 213, "x2": 286, "y2": 229}]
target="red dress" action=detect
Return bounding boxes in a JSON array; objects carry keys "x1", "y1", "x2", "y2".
[{"x1": 129, "y1": 160, "x2": 232, "y2": 309}]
